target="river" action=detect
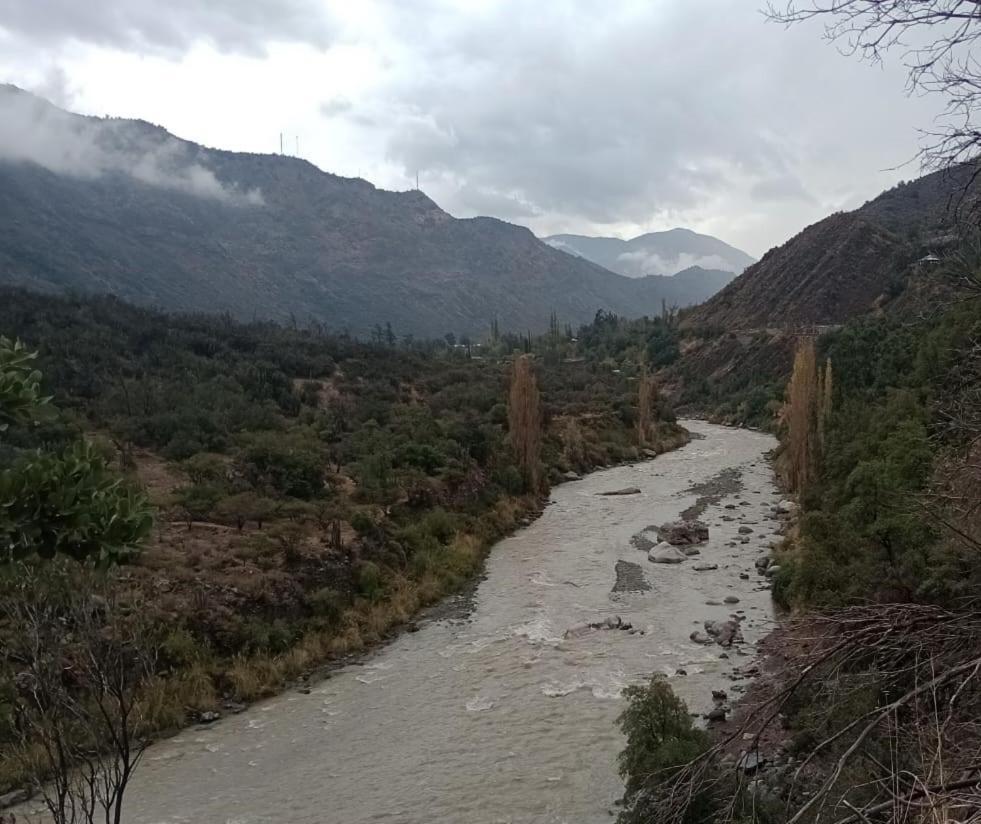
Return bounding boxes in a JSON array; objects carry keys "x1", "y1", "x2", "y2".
[{"x1": 94, "y1": 421, "x2": 780, "y2": 824}]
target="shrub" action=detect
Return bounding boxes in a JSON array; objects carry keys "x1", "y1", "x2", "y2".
[
  {"x1": 357, "y1": 561, "x2": 384, "y2": 601},
  {"x1": 617, "y1": 677, "x2": 714, "y2": 824}
]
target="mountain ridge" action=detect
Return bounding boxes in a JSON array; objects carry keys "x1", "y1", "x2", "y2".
[{"x1": 0, "y1": 85, "x2": 734, "y2": 337}]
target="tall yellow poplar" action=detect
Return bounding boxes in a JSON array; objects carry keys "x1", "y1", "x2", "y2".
[{"x1": 508, "y1": 354, "x2": 542, "y2": 490}]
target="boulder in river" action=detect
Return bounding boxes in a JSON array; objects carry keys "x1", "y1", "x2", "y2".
[
  {"x1": 764, "y1": 564, "x2": 781, "y2": 578},
  {"x1": 598, "y1": 487, "x2": 641, "y2": 496},
  {"x1": 630, "y1": 533, "x2": 656, "y2": 552},
  {"x1": 689, "y1": 630, "x2": 713, "y2": 645},
  {"x1": 775, "y1": 499, "x2": 798, "y2": 516},
  {"x1": 692, "y1": 562, "x2": 718, "y2": 572},
  {"x1": 704, "y1": 619, "x2": 741, "y2": 647},
  {"x1": 657, "y1": 520, "x2": 709, "y2": 546},
  {"x1": 738, "y1": 526, "x2": 754, "y2": 534},
  {"x1": 681, "y1": 546, "x2": 701, "y2": 556},
  {"x1": 648, "y1": 543, "x2": 687, "y2": 564},
  {"x1": 562, "y1": 471, "x2": 582, "y2": 482}
]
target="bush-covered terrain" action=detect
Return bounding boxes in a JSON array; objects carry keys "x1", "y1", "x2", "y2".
[{"x1": 0, "y1": 288, "x2": 687, "y2": 794}]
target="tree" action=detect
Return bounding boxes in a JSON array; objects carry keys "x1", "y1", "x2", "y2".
[
  {"x1": 767, "y1": 1, "x2": 981, "y2": 203},
  {"x1": 3, "y1": 566, "x2": 159, "y2": 824},
  {"x1": 636, "y1": 358, "x2": 657, "y2": 446},
  {"x1": 818, "y1": 356, "x2": 834, "y2": 448},
  {"x1": 0, "y1": 339, "x2": 151, "y2": 565},
  {"x1": 616, "y1": 677, "x2": 713, "y2": 824},
  {"x1": 784, "y1": 336, "x2": 819, "y2": 493},
  {"x1": 215, "y1": 491, "x2": 278, "y2": 530},
  {"x1": 240, "y1": 433, "x2": 326, "y2": 500},
  {"x1": 507, "y1": 355, "x2": 543, "y2": 491}
]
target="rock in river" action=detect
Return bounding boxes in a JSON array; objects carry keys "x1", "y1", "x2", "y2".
[
  {"x1": 648, "y1": 543, "x2": 687, "y2": 564},
  {"x1": 657, "y1": 520, "x2": 709, "y2": 546},
  {"x1": 704, "y1": 619, "x2": 741, "y2": 647},
  {"x1": 598, "y1": 487, "x2": 641, "y2": 496},
  {"x1": 629, "y1": 533, "x2": 656, "y2": 552}
]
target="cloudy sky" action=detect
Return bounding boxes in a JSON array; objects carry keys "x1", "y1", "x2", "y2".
[{"x1": 0, "y1": 0, "x2": 945, "y2": 257}]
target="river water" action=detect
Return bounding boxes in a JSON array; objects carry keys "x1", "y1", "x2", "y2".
[{"x1": 104, "y1": 421, "x2": 779, "y2": 824}]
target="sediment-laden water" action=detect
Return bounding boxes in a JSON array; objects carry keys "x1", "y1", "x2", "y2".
[{"x1": 64, "y1": 421, "x2": 781, "y2": 824}]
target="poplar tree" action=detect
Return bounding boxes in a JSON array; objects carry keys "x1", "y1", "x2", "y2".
[
  {"x1": 508, "y1": 354, "x2": 542, "y2": 491},
  {"x1": 786, "y1": 337, "x2": 818, "y2": 493},
  {"x1": 636, "y1": 359, "x2": 657, "y2": 447}
]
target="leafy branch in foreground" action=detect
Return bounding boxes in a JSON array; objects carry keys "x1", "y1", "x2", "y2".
[
  {"x1": 0, "y1": 336, "x2": 49, "y2": 432},
  {"x1": 0, "y1": 337, "x2": 151, "y2": 566}
]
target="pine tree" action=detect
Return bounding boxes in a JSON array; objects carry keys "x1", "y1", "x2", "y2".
[{"x1": 508, "y1": 354, "x2": 542, "y2": 491}]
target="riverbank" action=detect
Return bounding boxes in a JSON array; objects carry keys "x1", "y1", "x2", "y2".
[
  {"x1": 0, "y1": 425, "x2": 690, "y2": 805},
  {"x1": 10, "y1": 421, "x2": 778, "y2": 824}
]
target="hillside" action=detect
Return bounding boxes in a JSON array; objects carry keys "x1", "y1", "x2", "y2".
[
  {"x1": 684, "y1": 213, "x2": 909, "y2": 330},
  {"x1": 0, "y1": 86, "x2": 730, "y2": 338},
  {"x1": 543, "y1": 227, "x2": 754, "y2": 279},
  {"x1": 685, "y1": 166, "x2": 977, "y2": 333}
]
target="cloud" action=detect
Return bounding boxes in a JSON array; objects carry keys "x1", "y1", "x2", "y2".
[
  {"x1": 318, "y1": 0, "x2": 944, "y2": 255},
  {"x1": 0, "y1": 0, "x2": 336, "y2": 57},
  {"x1": 0, "y1": 0, "x2": 951, "y2": 254},
  {"x1": 0, "y1": 87, "x2": 264, "y2": 205},
  {"x1": 750, "y1": 175, "x2": 817, "y2": 204},
  {"x1": 615, "y1": 250, "x2": 740, "y2": 277},
  {"x1": 320, "y1": 97, "x2": 353, "y2": 118}
]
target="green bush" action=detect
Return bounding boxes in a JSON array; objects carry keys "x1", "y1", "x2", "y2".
[
  {"x1": 307, "y1": 587, "x2": 346, "y2": 624},
  {"x1": 617, "y1": 677, "x2": 714, "y2": 824},
  {"x1": 357, "y1": 561, "x2": 385, "y2": 601}
]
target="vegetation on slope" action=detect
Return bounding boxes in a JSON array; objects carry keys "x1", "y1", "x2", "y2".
[
  {"x1": 0, "y1": 288, "x2": 687, "y2": 798},
  {"x1": 616, "y1": 247, "x2": 981, "y2": 822},
  {"x1": 0, "y1": 85, "x2": 732, "y2": 338}
]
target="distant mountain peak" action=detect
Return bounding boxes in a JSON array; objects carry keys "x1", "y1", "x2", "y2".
[{"x1": 542, "y1": 229, "x2": 755, "y2": 279}]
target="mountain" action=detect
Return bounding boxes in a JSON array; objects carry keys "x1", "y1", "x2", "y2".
[
  {"x1": 683, "y1": 165, "x2": 978, "y2": 333},
  {"x1": 543, "y1": 228, "x2": 755, "y2": 279},
  {"x1": 0, "y1": 86, "x2": 733, "y2": 338},
  {"x1": 683, "y1": 212, "x2": 908, "y2": 330},
  {"x1": 668, "y1": 165, "x2": 978, "y2": 423}
]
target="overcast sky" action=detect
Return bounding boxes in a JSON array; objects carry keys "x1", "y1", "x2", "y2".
[{"x1": 0, "y1": 0, "x2": 945, "y2": 257}]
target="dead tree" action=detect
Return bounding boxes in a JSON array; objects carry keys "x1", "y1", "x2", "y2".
[
  {"x1": 2, "y1": 566, "x2": 159, "y2": 824},
  {"x1": 766, "y1": 1, "x2": 981, "y2": 213}
]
